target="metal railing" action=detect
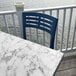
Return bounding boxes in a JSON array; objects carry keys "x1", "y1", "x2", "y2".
[{"x1": 0, "y1": 5, "x2": 76, "y2": 51}]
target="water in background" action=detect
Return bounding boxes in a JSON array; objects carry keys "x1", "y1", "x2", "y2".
[{"x1": 0, "y1": 0, "x2": 75, "y2": 11}]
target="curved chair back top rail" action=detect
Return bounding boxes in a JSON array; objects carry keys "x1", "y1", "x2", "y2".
[{"x1": 22, "y1": 12, "x2": 58, "y2": 49}]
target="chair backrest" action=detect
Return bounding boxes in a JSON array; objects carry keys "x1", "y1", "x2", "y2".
[{"x1": 22, "y1": 12, "x2": 58, "y2": 49}]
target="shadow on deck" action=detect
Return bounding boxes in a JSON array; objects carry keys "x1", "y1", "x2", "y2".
[{"x1": 55, "y1": 50, "x2": 76, "y2": 76}]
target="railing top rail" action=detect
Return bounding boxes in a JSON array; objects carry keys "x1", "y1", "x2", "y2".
[
  {"x1": 0, "y1": 5, "x2": 76, "y2": 15},
  {"x1": 24, "y1": 5, "x2": 76, "y2": 12},
  {"x1": 0, "y1": 10, "x2": 16, "y2": 15}
]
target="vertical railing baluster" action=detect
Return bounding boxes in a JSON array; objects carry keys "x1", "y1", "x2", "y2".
[
  {"x1": 66, "y1": 8, "x2": 73, "y2": 51},
  {"x1": 29, "y1": 19, "x2": 32, "y2": 40},
  {"x1": 50, "y1": 10, "x2": 52, "y2": 16},
  {"x1": 55, "y1": 9, "x2": 59, "y2": 50},
  {"x1": 29, "y1": 28, "x2": 32, "y2": 41},
  {"x1": 3, "y1": 15, "x2": 9, "y2": 33},
  {"x1": 36, "y1": 15, "x2": 39, "y2": 43},
  {"x1": 36, "y1": 28, "x2": 38, "y2": 43},
  {"x1": 12, "y1": 14, "x2": 17, "y2": 36},
  {"x1": 42, "y1": 10, "x2": 45, "y2": 46},
  {"x1": 71, "y1": 19, "x2": 76, "y2": 50},
  {"x1": 16, "y1": 11, "x2": 23, "y2": 38},
  {"x1": 60, "y1": 9, "x2": 66, "y2": 51}
]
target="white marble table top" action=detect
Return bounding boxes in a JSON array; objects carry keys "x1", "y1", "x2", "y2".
[{"x1": 0, "y1": 31, "x2": 63, "y2": 76}]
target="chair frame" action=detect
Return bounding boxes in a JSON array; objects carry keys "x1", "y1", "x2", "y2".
[{"x1": 22, "y1": 12, "x2": 58, "y2": 49}]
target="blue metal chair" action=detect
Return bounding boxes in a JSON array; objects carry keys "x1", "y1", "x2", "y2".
[{"x1": 22, "y1": 12, "x2": 58, "y2": 49}]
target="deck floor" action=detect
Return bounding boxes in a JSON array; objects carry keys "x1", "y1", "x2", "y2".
[{"x1": 55, "y1": 51, "x2": 76, "y2": 76}]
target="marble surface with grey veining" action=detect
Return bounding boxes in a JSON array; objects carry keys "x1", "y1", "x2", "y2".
[{"x1": 0, "y1": 31, "x2": 63, "y2": 76}]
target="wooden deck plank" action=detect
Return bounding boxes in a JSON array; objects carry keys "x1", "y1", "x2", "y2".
[{"x1": 55, "y1": 51, "x2": 76, "y2": 76}]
